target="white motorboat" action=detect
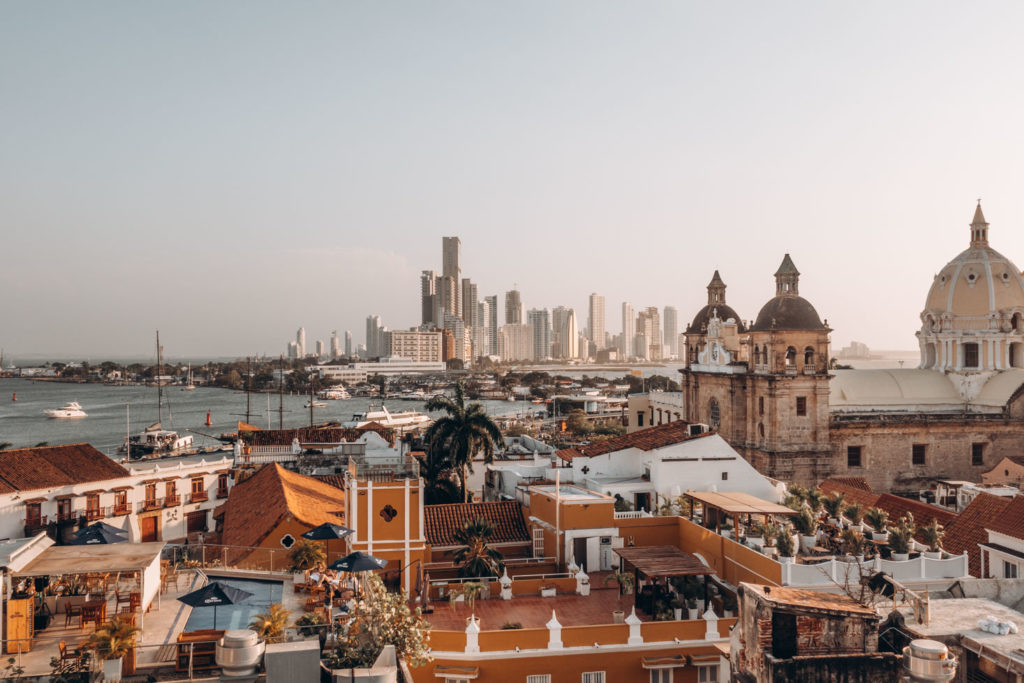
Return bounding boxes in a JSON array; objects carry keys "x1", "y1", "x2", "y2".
[
  {"x1": 318, "y1": 387, "x2": 351, "y2": 400},
  {"x1": 350, "y1": 403, "x2": 432, "y2": 432},
  {"x1": 44, "y1": 401, "x2": 87, "y2": 419},
  {"x1": 305, "y1": 400, "x2": 328, "y2": 408}
]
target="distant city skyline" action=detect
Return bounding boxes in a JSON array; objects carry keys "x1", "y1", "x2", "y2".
[{"x1": 5, "y1": 3, "x2": 1024, "y2": 357}]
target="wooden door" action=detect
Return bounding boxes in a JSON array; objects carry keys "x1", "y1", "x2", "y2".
[
  {"x1": 187, "y1": 510, "x2": 208, "y2": 534},
  {"x1": 140, "y1": 516, "x2": 158, "y2": 542}
]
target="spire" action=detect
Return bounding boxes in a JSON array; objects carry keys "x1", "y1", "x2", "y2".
[
  {"x1": 707, "y1": 270, "x2": 727, "y2": 306},
  {"x1": 774, "y1": 254, "x2": 800, "y2": 296},
  {"x1": 970, "y1": 200, "x2": 989, "y2": 247}
]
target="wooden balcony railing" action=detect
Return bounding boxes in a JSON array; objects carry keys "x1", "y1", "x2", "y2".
[
  {"x1": 189, "y1": 492, "x2": 209, "y2": 504},
  {"x1": 140, "y1": 498, "x2": 164, "y2": 512},
  {"x1": 166, "y1": 494, "x2": 181, "y2": 507},
  {"x1": 112, "y1": 503, "x2": 131, "y2": 516},
  {"x1": 86, "y1": 507, "x2": 105, "y2": 521}
]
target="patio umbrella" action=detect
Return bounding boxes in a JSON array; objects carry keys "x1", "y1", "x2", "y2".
[
  {"x1": 177, "y1": 581, "x2": 253, "y2": 630},
  {"x1": 69, "y1": 522, "x2": 129, "y2": 545},
  {"x1": 329, "y1": 551, "x2": 387, "y2": 573},
  {"x1": 301, "y1": 523, "x2": 353, "y2": 541}
]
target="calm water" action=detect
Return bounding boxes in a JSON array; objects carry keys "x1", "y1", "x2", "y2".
[
  {"x1": 183, "y1": 578, "x2": 283, "y2": 631},
  {"x1": 0, "y1": 378, "x2": 527, "y2": 454}
]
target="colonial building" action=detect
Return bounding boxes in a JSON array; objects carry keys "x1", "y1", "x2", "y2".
[{"x1": 675, "y1": 203, "x2": 1024, "y2": 492}]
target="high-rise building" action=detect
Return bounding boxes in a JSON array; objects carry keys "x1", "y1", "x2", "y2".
[
  {"x1": 296, "y1": 327, "x2": 306, "y2": 358},
  {"x1": 344, "y1": 330, "x2": 353, "y2": 356},
  {"x1": 636, "y1": 307, "x2": 662, "y2": 361},
  {"x1": 484, "y1": 295, "x2": 498, "y2": 355},
  {"x1": 588, "y1": 294, "x2": 606, "y2": 351},
  {"x1": 552, "y1": 306, "x2": 578, "y2": 359},
  {"x1": 621, "y1": 302, "x2": 635, "y2": 359},
  {"x1": 287, "y1": 341, "x2": 299, "y2": 359},
  {"x1": 387, "y1": 330, "x2": 444, "y2": 362},
  {"x1": 365, "y1": 315, "x2": 383, "y2": 358},
  {"x1": 505, "y1": 289, "x2": 523, "y2": 324},
  {"x1": 439, "y1": 276, "x2": 458, "y2": 320},
  {"x1": 497, "y1": 323, "x2": 534, "y2": 362},
  {"x1": 315, "y1": 340, "x2": 325, "y2": 357},
  {"x1": 420, "y1": 270, "x2": 438, "y2": 326},
  {"x1": 442, "y1": 237, "x2": 461, "y2": 316},
  {"x1": 461, "y1": 279, "x2": 478, "y2": 326},
  {"x1": 663, "y1": 306, "x2": 678, "y2": 358},
  {"x1": 527, "y1": 308, "x2": 551, "y2": 361},
  {"x1": 443, "y1": 313, "x2": 470, "y2": 364},
  {"x1": 330, "y1": 330, "x2": 340, "y2": 358}
]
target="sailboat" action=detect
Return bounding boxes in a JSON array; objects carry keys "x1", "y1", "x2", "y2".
[
  {"x1": 183, "y1": 363, "x2": 196, "y2": 391},
  {"x1": 120, "y1": 331, "x2": 194, "y2": 458}
]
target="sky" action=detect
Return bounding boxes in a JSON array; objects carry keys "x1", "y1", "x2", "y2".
[{"x1": 5, "y1": 2, "x2": 1024, "y2": 359}]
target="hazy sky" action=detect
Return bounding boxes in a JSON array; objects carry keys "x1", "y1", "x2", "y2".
[{"x1": 5, "y1": 2, "x2": 1024, "y2": 359}]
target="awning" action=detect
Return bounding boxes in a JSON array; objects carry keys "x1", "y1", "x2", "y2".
[
  {"x1": 13, "y1": 542, "x2": 165, "y2": 576},
  {"x1": 23, "y1": 497, "x2": 48, "y2": 504},
  {"x1": 642, "y1": 655, "x2": 686, "y2": 669},
  {"x1": 54, "y1": 494, "x2": 76, "y2": 501},
  {"x1": 434, "y1": 665, "x2": 479, "y2": 679},
  {"x1": 111, "y1": 486, "x2": 132, "y2": 492},
  {"x1": 82, "y1": 489, "x2": 106, "y2": 495},
  {"x1": 685, "y1": 491, "x2": 796, "y2": 516},
  {"x1": 614, "y1": 545, "x2": 715, "y2": 579}
]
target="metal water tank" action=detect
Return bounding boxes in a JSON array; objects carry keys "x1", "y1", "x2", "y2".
[
  {"x1": 902, "y1": 638, "x2": 957, "y2": 682},
  {"x1": 216, "y1": 629, "x2": 266, "y2": 677}
]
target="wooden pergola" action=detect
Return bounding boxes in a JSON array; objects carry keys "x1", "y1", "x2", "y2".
[
  {"x1": 613, "y1": 545, "x2": 716, "y2": 612},
  {"x1": 684, "y1": 490, "x2": 796, "y2": 536}
]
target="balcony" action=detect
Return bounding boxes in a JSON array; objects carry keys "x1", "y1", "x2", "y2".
[
  {"x1": 56, "y1": 510, "x2": 77, "y2": 523},
  {"x1": 189, "y1": 491, "x2": 209, "y2": 504},
  {"x1": 216, "y1": 488, "x2": 229, "y2": 500},
  {"x1": 166, "y1": 494, "x2": 181, "y2": 507},
  {"x1": 24, "y1": 516, "x2": 47, "y2": 534},
  {"x1": 140, "y1": 498, "x2": 164, "y2": 512},
  {"x1": 86, "y1": 507, "x2": 105, "y2": 521},
  {"x1": 112, "y1": 503, "x2": 131, "y2": 516}
]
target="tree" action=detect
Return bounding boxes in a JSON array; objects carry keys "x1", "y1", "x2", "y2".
[
  {"x1": 424, "y1": 383, "x2": 504, "y2": 502},
  {"x1": 325, "y1": 575, "x2": 431, "y2": 670},
  {"x1": 248, "y1": 604, "x2": 291, "y2": 643},
  {"x1": 453, "y1": 517, "x2": 504, "y2": 578},
  {"x1": 289, "y1": 539, "x2": 325, "y2": 571},
  {"x1": 416, "y1": 452, "x2": 461, "y2": 505}
]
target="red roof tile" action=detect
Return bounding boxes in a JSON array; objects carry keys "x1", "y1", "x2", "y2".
[
  {"x1": 245, "y1": 425, "x2": 384, "y2": 447},
  {"x1": 943, "y1": 492, "x2": 1013, "y2": 575},
  {"x1": 0, "y1": 444, "x2": 130, "y2": 493},
  {"x1": 987, "y1": 494, "x2": 1024, "y2": 542},
  {"x1": 555, "y1": 421, "x2": 702, "y2": 461},
  {"x1": 874, "y1": 494, "x2": 956, "y2": 531},
  {"x1": 819, "y1": 478, "x2": 879, "y2": 509},
  {"x1": 221, "y1": 464, "x2": 347, "y2": 550},
  {"x1": 424, "y1": 501, "x2": 530, "y2": 547},
  {"x1": 313, "y1": 475, "x2": 346, "y2": 491}
]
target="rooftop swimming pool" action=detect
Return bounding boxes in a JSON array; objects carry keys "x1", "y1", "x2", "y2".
[{"x1": 183, "y1": 578, "x2": 283, "y2": 631}]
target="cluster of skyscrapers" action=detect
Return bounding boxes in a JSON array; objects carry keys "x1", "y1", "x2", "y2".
[{"x1": 286, "y1": 327, "x2": 353, "y2": 360}]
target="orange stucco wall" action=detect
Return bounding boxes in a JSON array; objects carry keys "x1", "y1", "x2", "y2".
[
  {"x1": 676, "y1": 517, "x2": 781, "y2": 586},
  {"x1": 528, "y1": 490, "x2": 615, "y2": 530}
]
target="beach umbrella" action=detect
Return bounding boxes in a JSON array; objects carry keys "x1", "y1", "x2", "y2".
[
  {"x1": 329, "y1": 551, "x2": 387, "y2": 573},
  {"x1": 177, "y1": 581, "x2": 253, "y2": 629},
  {"x1": 301, "y1": 523, "x2": 353, "y2": 541},
  {"x1": 69, "y1": 522, "x2": 129, "y2": 545}
]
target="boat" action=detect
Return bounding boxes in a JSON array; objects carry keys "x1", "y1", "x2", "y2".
[
  {"x1": 120, "y1": 331, "x2": 194, "y2": 458},
  {"x1": 44, "y1": 401, "x2": 87, "y2": 419},
  {"x1": 318, "y1": 386, "x2": 351, "y2": 400},
  {"x1": 349, "y1": 403, "x2": 432, "y2": 432},
  {"x1": 305, "y1": 400, "x2": 328, "y2": 408},
  {"x1": 183, "y1": 363, "x2": 196, "y2": 391}
]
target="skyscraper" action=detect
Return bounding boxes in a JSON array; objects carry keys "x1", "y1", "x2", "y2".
[
  {"x1": 588, "y1": 293, "x2": 606, "y2": 351},
  {"x1": 420, "y1": 270, "x2": 438, "y2": 326},
  {"x1": 344, "y1": 330, "x2": 353, "y2": 356},
  {"x1": 505, "y1": 289, "x2": 523, "y2": 324},
  {"x1": 439, "y1": 276, "x2": 458, "y2": 320},
  {"x1": 663, "y1": 306, "x2": 678, "y2": 358},
  {"x1": 621, "y1": 302, "x2": 635, "y2": 359},
  {"x1": 527, "y1": 308, "x2": 551, "y2": 361},
  {"x1": 330, "y1": 330, "x2": 340, "y2": 358},
  {"x1": 484, "y1": 295, "x2": 498, "y2": 355},
  {"x1": 442, "y1": 237, "x2": 461, "y2": 316},
  {"x1": 315, "y1": 340, "x2": 325, "y2": 357},
  {"x1": 636, "y1": 307, "x2": 662, "y2": 361},
  {"x1": 296, "y1": 327, "x2": 306, "y2": 357},
  {"x1": 461, "y1": 278, "x2": 478, "y2": 326},
  {"x1": 552, "y1": 306, "x2": 578, "y2": 359},
  {"x1": 365, "y1": 315, "x2": 383, "y2": 358}
]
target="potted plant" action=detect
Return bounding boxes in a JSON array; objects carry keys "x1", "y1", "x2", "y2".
[
  {"x1": 841, "y1": 528, "x2": 867, "y2": 562},
  {"x1": 83, "y1": 616, "x2": 140, "y2": 683},
  {"x1": 887, "y1": 514, "x2": 915, "y2": 561},
  {"x1": 776, "y1": 526, "x2": 796, "y2": 563},
  {"x1": 822, "y1": 492, "x2": 846, "y2": 526},
  {"x1": 720, "y1": 591, "x2": 737, "y2": 618},
  {"x1": 289, "y1": 540, "x2": 325, "y2": 584},
  {"x1": 805, "y1": 489, "x2": 824, "y2": 514},
  {"x1": 249, "y1": 604, "x2": 291, "y2": 644},
  {"x1": 844, "y1": 502, "x2": 865, "y2": 531},
  {"x1": 448, "y1": 582, "x2": 485, "y2": 621},
  {"x1": 864, "y1": 507, "x2": 890, "y2": 541},
  {"x1": 670, "y1": 596, "x2": 683, "y2": 621},
  {"x1": 792, "y1": 508, "x2": 819, "y2": 553},
  {"x1": 604, "y1": 571, "x2": 634, "y2": 623},
  {"x1": 920, "y1": 519, "x2": 944, "y2": 559},
  {"x1": 296, "y1": 611, "x2": 329, "y2": 649}
]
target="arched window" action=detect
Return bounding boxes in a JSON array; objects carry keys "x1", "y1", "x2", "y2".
[
  {"x1": 804, "y1": 346, "x2": 815, "y2": 367},
  {"x1": 758, "y1": 423, "x2": 765, "y2": 438},
  {"x1": 708, "y1": 398, "x2": 721, "y2": 428},
  {"x1": 753, "y1": 345, "x2": 761, "y2": 365},
  {"x1": 785, "y1": 347, "x2": 797, "y2": 366},
  {"x1": 758, "y1": 396, "x2": 764, "y2": 416}
]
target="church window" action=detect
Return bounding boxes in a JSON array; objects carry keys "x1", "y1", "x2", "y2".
[
  {"x1": 972, "y1": 443, "x2": 985, "y2": 466},
  {"x1": 708, "y1": 399, "x2": 721, "y2": 428},
  {"x1": 754, "y1": 345, "x2": 760, "y2": 364},
  {"x1": 796, "y1": 397, "x2": 807, "y2": 416},
  {"x1": 847, "y1": 446, "x2": 862, "y2": 468},
  {"x1": 637, "y1": 412, "x2": 644, "y2": 427},
  {"x1": 804, "y1": 347, "x2": 814, "y2": 367},
  {"x1": 758, "y1": 396, "x2": 764, "y2": 416},
  {"x1": 912, "y1": 444, "x2": 926, "y2": 465},
  {"x1": 758, "y1": 423, "x2": 765, "y2": 438},
  {"x1": 964, "y1": 343, "x2": 979, "y2": 368},
  {"x1": 785, "y1": 347, "x2": 796, "y2": 366}
]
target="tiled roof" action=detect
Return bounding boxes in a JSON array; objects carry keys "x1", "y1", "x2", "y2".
[
  {"x1": 220, "y1": 464, "x2": 346, "y2": 550},
  {"x1": 943, "y1": 492, "x2": 1013, "y2": 575},
  {"x1": 818, "y1": 478, "x2": 879, "y2": 509},
  {"x1": 0, "y1": 444, "x2": 130, "y2": 493},
  {"x1": 246, "y1": 426, "x2": 377, "y2": 447},
  {"x1": 874, "y1": 494, "x2": 956, "y2": 531},
  {"x1": 987, "y1": 494, "x2": 1024, "y2": 541},
  {"x1": 555, "y1": 421, "x2": 701, "y2": 461},
  {"x1": 424, "y1": 501, "x2": 530, "y2": 547},
  {"x1": 999, "y1": 455, "x2": 1024, "y2": 468},
  {"x1": 313, "y1": 475, "x2": 346, "y2": 491}
]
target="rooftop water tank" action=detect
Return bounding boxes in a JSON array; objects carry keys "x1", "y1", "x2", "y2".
[{"x1": 902, "y1": 638, "x2": 956, "y2": 682}]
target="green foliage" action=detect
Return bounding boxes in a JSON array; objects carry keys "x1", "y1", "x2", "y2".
[
  {"x1": 805, "y1": 488, "x2": 824, "y2": 512},
  {"x1": 296, "y1": 611, "x2": 328, "y2": 637},
  {"x1": 791, "y1": 508, "x2": 818, "y2": 536},
  {"x1": 249, "y1": 604, "x2": 291, "y2": 644},
  {"x1": 844, "y1": 502, "x2": 864, "y2": 525},
  {"x1": 822, "y1": 492, "x2": 846, "y2": 518},
  {"x1": 842, "y1": 529, "x2": 867, "y2": 557},
  {"x1": 453, "y1": 517, "x2": 504, "y2": 578},
  {"x1": 761, "y1": 520, "x2": 780, "y2": 547},
  {"x1": 613, "y1": 494, "x2": 633, "y2": 513},
  {"x1": 864, "y1": 507, "x2": 889, "y2": 532},
  {"x1": 887, "y1": 515, "x2": 916, "y2": 555},
  {"x1": 83, "y1": 616, "x2": 140, "y2": 661},
  {"x1": 920, "y1": 519, "x2": 944, "y2": 552},
  {"x1": 775, "y1": 529, "x2": 795, "y2": 557},
  {"x1": 424, "y1": 383, "x2": 504, "y2": 503},
  {"x1": 289, "y1": 539, "x2": 325, "y2": 571},
  {"x1": 448, "y1": 582, "x2": 485, "y2": 613}
]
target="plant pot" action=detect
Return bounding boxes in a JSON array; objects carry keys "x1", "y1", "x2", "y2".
[
  {"x1": 688, "y1": 607, "x2": 700, "y2": 620},
  {"x1": 779, "y1": 555, "x2": 794, "y2": 564},
  {"x1": 892, "y1": 553, "x2": 910, "y2": 561},
  {"x1": 871, "y1": 531, "x2": 889, "y2": 542},
  {"x1": 674, "y1": 608, "x2": 682, "y2": 620},
  {"x1": 800, "y1": 535, "x2": 817, "y2": 552},
  {"x1": 103, "y1": 657, "x2": 124, "y2": 683},
  {"x1": 612, "y1": 610, "x2": 625, "y2": 624},
  {"x1": 924, "y1": 550, "x2": 942, "y2": 560},
  {"x1": 762, "y1": 546, "x2": 777, "y2": 558}
]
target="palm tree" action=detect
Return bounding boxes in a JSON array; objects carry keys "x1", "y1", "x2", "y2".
[
  {"x1": 416, "y1": 450, "x2": 461, "y2": 505},
  {"x1": 249, "y1": 604, "x2": 291, "y2": 643},
  {"x1": 453, "y1": 517, "x2": 504, "y2": 578},
  {"x1": 424, "y1": 383, "x2": 504, "y2": 503}
]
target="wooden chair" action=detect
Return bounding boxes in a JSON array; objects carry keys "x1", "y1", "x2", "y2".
[
  {"x1": 129, "y1": 592, "x2": 141, "y2": 611},
  {"x1": 64, "y1": 602, "x2": 82, "y2": 628},
  {"x1": 58, "y1": 640, "x2": 81, "y2": 672},
  {"x1": 118, "y1": 606, "x2": 137, "y2": 626},
  {"x1": 115, "y1": 588, "x2": 132, "y2": 610}
]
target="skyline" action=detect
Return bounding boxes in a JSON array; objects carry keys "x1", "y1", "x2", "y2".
[{"x1": 6, "y1": 3, "x2": 1024, "y2": 357}]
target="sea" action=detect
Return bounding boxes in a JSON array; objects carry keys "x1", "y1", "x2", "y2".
[{"x1": 0, "y1": 378, "x2": 534, "y2": 456}]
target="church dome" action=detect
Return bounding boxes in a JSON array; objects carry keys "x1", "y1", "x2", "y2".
[
  {"x1": 749, "y1": 254, "x2": 826, "y2": 332},
  {"x1": 687, "y1": 270, "x2": 746, "y2": 334},
  {"x1": 922, "y1": 203, "x2": 1024, "y2": 325}
]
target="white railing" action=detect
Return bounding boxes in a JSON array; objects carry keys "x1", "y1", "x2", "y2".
[
  {"x1": 780, "y1": 552, "x2": 970, "y2": 586},
  {"x1": 614, "y1": 510, "x2": 652, "y2": 519},
  {"x1": 235, "y1": 452, "x2": 297, "y2": 465}
]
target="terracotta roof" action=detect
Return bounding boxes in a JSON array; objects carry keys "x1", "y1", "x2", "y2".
[
  {"x1": 874, "y1": 494, "x2": 956, "y2": 531},
  {"x1": 555, "y1": 421, "x2": 703, "y2": 461},
  {"x1": 424, "y1": 501, "x2": 530, "y2": 547},
  {"x1": 998, "y1": 456, "x2": 1024, "y2": 468},
  {"x1": 943, "y1": 492, "x2": 1013, "y2": 575},
  {"x1": 818, "y1": 478, "x2": 879, "y2": 509},
  {"x1": 245, "y1": 424, "x2": 387, "y2": 447},
  {"x1": 986, "y1": 494, "x2": 1024, "y2": 541},
  {"x1": 313, "y1": 475, "x2": 346, "y2": 491},
  {"x1": 0, "y1": 444, "x2": 130, "y2": 493},
  {"x1": 220, "y1": 464, "x2": 347, "y2": 550}
]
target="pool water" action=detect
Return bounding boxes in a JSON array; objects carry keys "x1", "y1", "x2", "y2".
[{"x1": 183, "y1": 578, "x2": 283, "y2": 632}]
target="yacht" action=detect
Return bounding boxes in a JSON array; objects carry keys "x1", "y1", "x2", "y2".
[
  {"x1": 305, "y1": 400, "x2": 328, "y2": 408},
  {"x1": 44, "y1": 401, "x2": 88, "y2": 419},
  {"x1": 183, "y1": 363, "x2": 196, "y2": 391},
  {"x1": 122, "y1": 422, "x2": 194, "y2": 458},
  {"x1": 350, "y1": 403, "x2": 432, "y2": 431},
  {"x1": 318, "y1": 386, "x2": 351, "y2": 400}
]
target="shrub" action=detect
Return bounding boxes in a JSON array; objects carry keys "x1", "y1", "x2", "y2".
[
  {"x1": 776, "y1": 529, "x2": 795, "y2": 557},
  {"x1": 844, "y1": 502, "x2": 864, "y2": 525}
]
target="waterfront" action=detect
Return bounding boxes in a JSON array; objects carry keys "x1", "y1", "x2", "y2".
[{"x1": 0, "y1": 378, "x2": 530, "y2": 455}]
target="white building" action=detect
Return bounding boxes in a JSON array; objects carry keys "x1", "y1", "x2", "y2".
[
  {"x1": 588, "y1": 293, "x2": 606, "y2": 351},
  {"x1": 527, "y1": 308, "x2": 551, "y2": 361},
  {"x1": 296, "y1": 327, "x2": 306, "y2": 358},
  {"x1": 664, "y1": 305, "x2": 678, "y2": 358},
  {"x1": 387, "y1": 330, "x2": 444, "y2": 363},
  {"x1": 497, "y1": 323, "x2": 534, "y2": 362}
]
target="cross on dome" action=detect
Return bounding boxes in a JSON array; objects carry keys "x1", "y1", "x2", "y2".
[{"x1": 970, "y1": 200, "x2": 989, "y2": 247}]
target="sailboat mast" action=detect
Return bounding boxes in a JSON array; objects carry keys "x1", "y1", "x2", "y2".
[
  {"x1": 278, "y1": 355, "x2": 284, "y2": 430},
  {"x1": 245, "y1": 356, "x2": 252, "y2": 424},
  {"x1": 156, "y1": 330, "x2": 163, "y2": 424}
]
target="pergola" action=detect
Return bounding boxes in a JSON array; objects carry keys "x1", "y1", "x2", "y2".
[
  {"x1": 684, "y1": 491, "x2": 796, "y2": 535},
  {"x1": 613, "y1": 545, "x2": 716, "y2": 612}
]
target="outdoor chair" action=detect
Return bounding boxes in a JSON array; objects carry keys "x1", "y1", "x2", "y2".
[
  {"x1": 115, "y1": 588, "x2": 132, "y2": 610},
  {"x1": 58, "y1": 640, "x2": 82, "y2": 672},
  {"x1": 64, "y1": 602, "x2": 82, "y2": 628},
  {"x1": 129, "y1": 592, "x2": 141, "y2": 612}
]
